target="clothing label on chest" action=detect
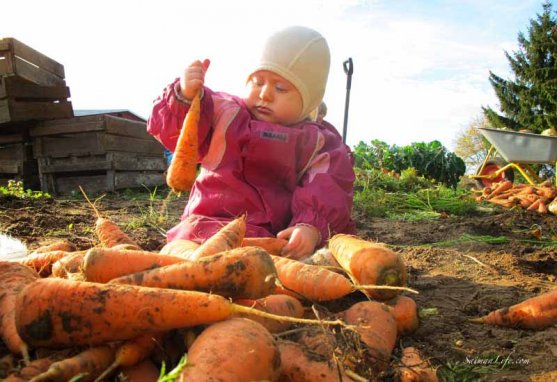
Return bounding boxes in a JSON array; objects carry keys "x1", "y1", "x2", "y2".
[{"x1": 260, "y1": 130, "x2": 288, "y2": 143}]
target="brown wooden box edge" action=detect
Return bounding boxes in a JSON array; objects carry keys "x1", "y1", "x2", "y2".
[{"x1": 0, "y1": 37, "x2": 66, "y2": 86}]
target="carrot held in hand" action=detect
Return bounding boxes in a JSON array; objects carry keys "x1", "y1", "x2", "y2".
[
  {"x1": 470, "y1": 288, "x2": 557, "y2": 330},
  {"x1": 15, "y1": 278, "x2": 341, "y2": 348},
  {"x1": 328, "y1": 234, "x2": 408, "y2": 300},
  {"x1": 166, "y1": 91, "x2": 201, "y2": 193}
]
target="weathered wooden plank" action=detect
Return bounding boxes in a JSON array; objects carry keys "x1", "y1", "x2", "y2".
[
  {"x1": 0, "y1": 99, "x2": 73, "y2": 124},
  {"x1": 0, "y1": 76, "x2": 70, "y2": 100},
  {"x1": 11, "y1": 56, "x2": 66, "y2": 87},
  {"x1": 115, "y1": 172, "x2": 165, "y2": 189},
  {"x1": 105, "y1": 115, "x2": 150, "y2": 139},
  {"x1": 0, "y1": 38, "x2": 65, "y2": 78},
  {"x1": 0, "y1": 143, "x2": 31, "y2": 161},
  {"x1": 47, "y1": 171, "x2": 165, "y2": 195},
  {"x1": 0, "y1": 133, "x2": 25, "y2": 144},
  {"x1": 31, "y1": 118, "x2": 105, "y2": 137},
  {"x1": 103, "y1": 134, "x2": 164, "y2": 155}
]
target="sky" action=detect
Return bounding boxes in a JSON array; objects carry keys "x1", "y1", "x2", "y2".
[{"x1": 2, "y1": 0, "x2": 551, "y2": 151}]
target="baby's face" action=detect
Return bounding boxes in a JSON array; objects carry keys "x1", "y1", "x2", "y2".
[{"x1": 244, "y1": 71, "x2": 303, "y2": 126}]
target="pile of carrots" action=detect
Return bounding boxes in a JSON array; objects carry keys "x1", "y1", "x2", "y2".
[
  {"x1": 474, "y1": 180, "x2": 557, "y2": 214},
  {"x1": 0, "y1": 208, "x2": 442, "y2": 382}
]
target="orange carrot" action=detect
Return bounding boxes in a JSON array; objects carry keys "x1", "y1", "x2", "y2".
[
  {"x1": 30, "y1": 240, "x2": 75, "y2": 255},
  {"x1": 159, "y1": 239, "x2": 199, "y2": 258},
  {"x1": 271, "y1": 255, "x2": 355, "y2": 301},
  {"x1": 80, "y1": 186, "x2": 140, "y2": 248},
  {"x1": 234, "y1": 294, "x2": 304, "y2": 333},
  {"x1": 471, "y1": 289, "x2": 557, "y2": 330},
  {"x1": 82, "y1": 248, "x2": 185, "y2": 283},
  {"x1": 166, "y1": 91, "x2": 200, "y2": 193},
  {"x1": 241, "y1": 237, "x2": 288, "y2": 256},
  {"x1": 397, "y1": 346, "x2": 438, "y2": 382},
  {"x1": 19, "y1": 250, "x2": 72, "y2": 277},
  {"x1": 2, "y1": 351, "x2": 70, "y2": 382},
  {"x1": 386, "y1": 295, "x2": 419, "y2": 337},
  {"x1": 29, "y1": 345, "x2": 116, "y2": 382},
  {"x1": 277, "y1": 340, "x2": 355, "y2": 382},
  {"x1": 526, "y1": 198, "x2": 541, "y2": 211},
  {"x1": 535, "y1": 186, "x2": 556, "y2": 200},
  {"x1": 188, "y1": 214, "x2": 246, "y2": 260},
  {"x1": 119, "y1": 359, "x2": 160, "y2": 382},
  {"x1": 179, "y1": 318, "x2": 281, "y2": 381},
  {"x1": 94, "y1": 332, "x2": 163, "y2": 382},
  {"x1": 328, "y1": 234, "x2": 408, "y2": 300},
  {"x1": 339, "y1": 301, "x2": 398, "y2": 372},
  {"x1": 487, "y1": 197, "x2": 516, "y2": 208},
  {"x1": 51, "y1": 251, "x2": 86, "y2": 278},
  {"x1": 15, "y1": 278, "x2": 335, "y2": 348},
  {"x1": 538, "y1": 199, "x2": 548, "y2": 214},
  {"x1": 110, "y1": 246, "x2": 277, "y2": 300},
  {"x1": 486, "y1": 180, "x2": 513, "y2": 199},
  {"x1": 0, "y1": 261, "x2": 39, "y2": 363}
]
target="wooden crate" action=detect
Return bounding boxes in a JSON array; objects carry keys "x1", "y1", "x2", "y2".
[
  {"x1": 37, "y1": 153, "x2": 166, "y2": 195},
  {"x1": 31, "y1": 114, "x2": 166, "y2": 194},
  {"x1": 0, "y1": 76, "x2": 73, "y2": 124},
  {"x1": 0, "y1": 37, "x2": 66, "y2": 86},
  {"x1": 0, "y1": 125, "x2": 39, "y2": 188},
  {"x1": 0, "y1": 38, "x2": 73, "y2": 124}
]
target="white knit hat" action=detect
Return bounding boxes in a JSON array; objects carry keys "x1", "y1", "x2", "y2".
[{"x1": 249, "y1": 26, "x2": 331, "y2": 121}]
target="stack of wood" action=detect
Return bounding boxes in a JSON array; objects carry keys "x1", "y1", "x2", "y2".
[
  {"x1": 0, "y1": 37, "x2": 73, "y2": 187},
  {"x1": 474, "y1": 180, "x2": 557, "y2": 214}
]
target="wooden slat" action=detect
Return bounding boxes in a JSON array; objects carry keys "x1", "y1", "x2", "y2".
[
  {"x1": 11, "y1": 56, "x2": 66, "y2": 87},
  {"x1": 0, "y1": 76, "x2": 70, "y2": 100},
  {"x1": 48, "y1": 171, "x2": 165, "y2": 195},
  {"x1": 31, "y1": 117, "x2": 105, "y2": 137},
  {"x1": 103, "y1": 134, "x2": 163, "y2": 155},
  {"x1": 0, "y1": 99, "x2": 73, "y2": 124},
  {"x1": 105, "y1": 115, "x2": 150, "y2": 139},
  {"x1": 0, "y1": 38, "x2": 65, "y2": 78}
]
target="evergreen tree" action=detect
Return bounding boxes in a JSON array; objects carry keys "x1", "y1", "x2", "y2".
[{"x1": 483, "y1": 1, "x2": 557, "y2": 133}]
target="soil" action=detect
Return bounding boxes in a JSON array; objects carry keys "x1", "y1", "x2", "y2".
[{"x1": 1, "y1": 191, "x2": 556, "y2": 381}]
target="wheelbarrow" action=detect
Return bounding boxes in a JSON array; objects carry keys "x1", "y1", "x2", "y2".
[{"x1": 471, "y1": 127, "x2": 557, "y2": 188}]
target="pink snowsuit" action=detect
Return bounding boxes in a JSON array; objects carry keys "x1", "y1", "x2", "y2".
[{"x1": 147, "y1": 79, "x2": 356, "y2": 245}]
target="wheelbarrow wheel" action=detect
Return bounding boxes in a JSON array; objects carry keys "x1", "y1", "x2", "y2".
[{"x1": 475, "y1": 160, "x2": 514, "y2": 189}]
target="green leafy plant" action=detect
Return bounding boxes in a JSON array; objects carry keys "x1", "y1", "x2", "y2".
[
  {"x1": 157, "y1": 354, "x2": 188, "y2": 382},
  {"x1": 0, "y1": 180, "x2": 51, "y2": 199}
]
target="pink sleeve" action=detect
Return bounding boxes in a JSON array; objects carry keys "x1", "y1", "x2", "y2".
[
  {"x1": 146, "y1": 79, "x2": 214, "y2": 155},
  {"x1": 290, "y1": 127, "x2": 356, "y2": 245}
]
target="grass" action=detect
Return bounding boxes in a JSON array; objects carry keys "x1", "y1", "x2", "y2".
[{"x1": 0, "y1": 180, "x2": 51, "y2": 200}]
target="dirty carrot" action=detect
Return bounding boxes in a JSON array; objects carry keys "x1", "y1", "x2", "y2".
[
  {"x1": 538, "y1": 199, "x2": 548, "y2": 214},
  {"x1": 159, "y1": 239, "x2": 199, "y2": 258},
  {"x1": 526, "y1": 198, "x2": 541, "y2": 211},
  {"x1": 110, "y1": 246, "x2": 277, "y2": 300},
  {"x1": 277, "y1": 340, "x2": 355, "y2": 382},
  {"x1": 166, "y1": 91, "x2": 200, "y2": 193},
  {"x1": 486, "y1": 180, "x2": 513, "y2": 199},
  {"x1": 19, "y1": 250, "x2": 72, "y2": 277},
  {"x1": 241, "y1": 237, "x2": 288, "y2": 256},
  {"x1": 470, "y1": 288, "x2": 557, "y2": 330},
  {"x1": 179, "y1": 318, "x2": 281, "y2": 382},
  {"x1": 51, "y1": 251, "x2": 86, "y2": 279},
  {"x1": 119, "y1": 359, "x2": 161, "y2": 382},
  {"x1": 386, "y1": 295, "x2": 420, "y2": 336},
  {"x1": 3, "y1": 351, "x2": 71, "y2": 382},
  {"x1": 271, "y1": 255, "x2": 355, "y2": 301},
  {"x1": 397, "y1": 346, "x2": 439, "y2": 382},
  {"x1": 233, "y1": 294, "x2": 304, "y2": 333},
  {"x1": 15, "y1": 278, "x2": 342, "y2": 348},
  {"x1": 339, "y1": 300, "x2": 398, "y2": 372},
  {"x1": 188, "y1": 214, "x2": 246, "y2": 260},
  {"x1": 30, "y1": 240, "x2": 75, "y2": 255},
  {"x1": 29, "y1": 345, "x2": 116, "y2": 382},
  {"x1": 0, "y1": 261, "x2": 39, "y2": 363},
  {"x1": 328, "y1": 234, "x2": 408, "y2": 300},
  {"x1": 82, "y1": 247, "x2": 185, "y2": 283},
  {"x1": 94, "y1": 332, "x2": 163, "y2": 382},
  {"x1": 79, "y1": 186, "x2": 140, "y2": 248}
]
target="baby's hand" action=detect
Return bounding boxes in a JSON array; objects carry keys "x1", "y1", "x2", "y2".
[
  {"x1": 277, "y1": 224, "x2": 320, "y2": 260},
  {"x1": 180, "y1": 59, "x2": 210, "y2": 101}
]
